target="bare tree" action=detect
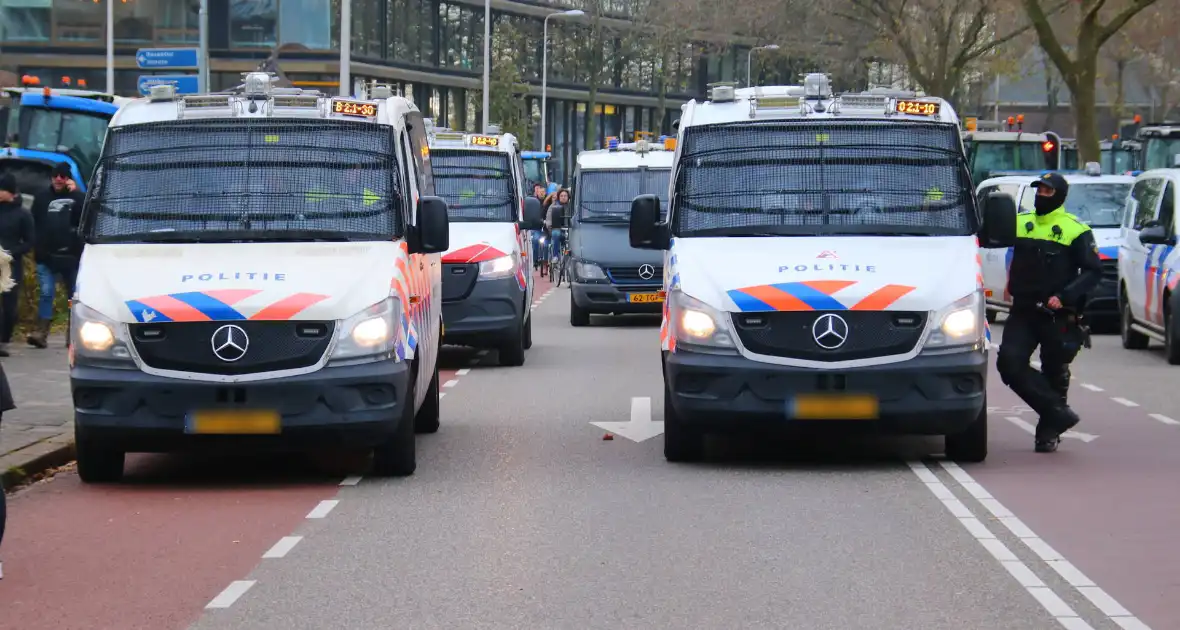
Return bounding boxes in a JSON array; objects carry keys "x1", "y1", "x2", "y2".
[
  {"x1": 1113, "y1": 0, "x2": 1180, "y2": 119},
  {"x1": 1022, "y1": 0, "x2": 1160, "y2": 161}
]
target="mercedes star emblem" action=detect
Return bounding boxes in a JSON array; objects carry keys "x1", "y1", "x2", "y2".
[
  {"x1": 811, "y1": 313, "x2": 849, "y2": 350},
  {"x1": 638, "y1": 264, "x2": 656, "y2": 280},
  {"x1": 211, "y1": 324, "x2": 250, "y2": 362}
]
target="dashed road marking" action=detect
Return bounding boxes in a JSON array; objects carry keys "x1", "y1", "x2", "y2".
[
  {"x1": 339, "y1": 476, "x2": 363, "y2": 486},
  {"x1": 907, "y1": 461, "x2": 1095, "y2": 629},
  {"x1": 439, "y1": 392, "x2": 447, "y2": 399},
  {"x1": 477, "y1": 350, "x2": 489, "y2": 357},
  {"x1": 1079, "y1": 383, "x2": 1103, "y2": 392},
  {"x1": 262, "y1": 536, "x2": 302, "y2": 559},
  {"x1": 443, "y1": 379, "x2": 459, "y2": 388},
  {"x1": 457, "y1": 368, "x2": 470, "y2": 376},
  {"x1": 305, "y1": 499, "x2": 338, "y2": 519},
  {"x1": 1110, "y1": 397, "x2": 1139, "y2": 407},
  {"x1": 1149, "y1": 413, "x2": 1180, "y2": 425},
  {"x1": 205, "y1": 580, "x2": 256, "y2": 609},
  {"x1": 938, "y1": 461, "x2": 1150, "y2": 630}
]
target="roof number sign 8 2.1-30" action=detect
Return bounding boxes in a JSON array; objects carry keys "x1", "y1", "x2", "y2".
[{"x1": 333, "y1": 99, "x2": 377, "y2": 118}]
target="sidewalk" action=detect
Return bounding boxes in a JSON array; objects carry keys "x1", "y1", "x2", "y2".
[{"x1": 0, "y1": 333, "x2": 75, "y2": 489}]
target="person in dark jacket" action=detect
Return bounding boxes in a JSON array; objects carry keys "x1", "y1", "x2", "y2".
[
  {"x1": 0, "y1": 239, "x2": 18, "y2": 579},
  {"x1": 0, "y1": 174, "x2": 34, "y2": 357},
  {"x1": 28, "y1": 163, "x2": 85, "y2": 349}
]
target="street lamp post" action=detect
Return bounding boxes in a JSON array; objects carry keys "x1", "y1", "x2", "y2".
[
  {"x1": 541, "y1": 9, "x2": 583, "y2": 153},
  {"x1": 106, "y1": 0, "x2": 115, "y2": 94},
  {"x1": 746, "y1": 44, "x2": 779, "y2": 88},
  {"x1": 340, "y1": 0, "x2": 351, "y2": 96},
  {"x1": 481, "y1": 0, "x2": 491, "y2": 133}
]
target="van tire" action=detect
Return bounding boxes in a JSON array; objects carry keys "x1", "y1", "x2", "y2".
[
  {"x1": 945, "y1": 401, "x2": 988, "y2": 463},
  {"x1": 414, "y1": 359, "x2": 441, "y2": 434},
  {"x1": 986, "y1": 310, "x2": 997, "y2": 324},
  {"x1": 75, "y1": 427, "x2": 126, "y2": 484},
  {"x1": 663, "y1": 386, "x2": 705, "y2": 463},
  {"x1": 499, "y1": 317, "x2": 526, "y2": 366},
  {"x1": 1166, "y1": 301, "x2": 1180, "y2": 365},
  {"x1": 373, "y1": 370, "x2": 417, "y2": 477},
  {"x1": 522, "y1": 308, "x2": 533, "y2": 350},
  {"x1": 1120, "y1": 290, "x2": 1149, "y2": 350},
  {"x1": 570, "y1": 294, "x2": 590, "y2": 327}
]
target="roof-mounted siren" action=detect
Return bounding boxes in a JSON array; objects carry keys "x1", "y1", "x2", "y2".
[
  {"x1": 607, "y1": 136, "x2": 620, "y2": 151},
  {"x1": 802, "y1": 73, "x2": 832, "y2": 100},
  {"x1": 659, "y1": 135, "x2": 677, "y2": 151},
  {"x1": 708, "y1": 81, "x2": 737, "y2": 103},
  {"x1": 242, "y1": 72, "x2": 275, "y2": 97},
  {"x1": 148, "y1": 82, "x2": 177, "y2": 102},
  {"x1": 837, "y1": 92, "x2": 890, "y2": 115},
  {"x1": 1084, "y1": 161, "x2": 1102, "y2": 176},
  {"x1": 486, "y1": 124, "x2": 502, "y2": 135},
  {"x1": 748, "y1": 86, "x2": 803, "y2": 119}
]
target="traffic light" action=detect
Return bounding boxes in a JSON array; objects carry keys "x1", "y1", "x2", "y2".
[{"x1": 1042, "y1": 131, "x2": 1061, "y2": 170}]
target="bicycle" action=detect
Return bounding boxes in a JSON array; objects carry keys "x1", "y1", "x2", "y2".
[{"x1": 555, "y1": 228, "x2": 572, "y2": 287}]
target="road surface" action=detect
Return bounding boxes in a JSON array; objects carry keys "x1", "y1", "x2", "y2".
[{"x1": 1, "y1": 284, "x2": 1176, "y2": 630}]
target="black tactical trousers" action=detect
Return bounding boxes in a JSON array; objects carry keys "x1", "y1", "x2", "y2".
[{"x1": 996, "y1": 308, "x2": 1081, "y2": 435}]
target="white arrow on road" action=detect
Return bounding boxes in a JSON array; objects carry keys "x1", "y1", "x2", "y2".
[
  {"x1": 1004, "y1": 416, "x2": 1099, "y2": 442},
  {"x1": 591, "y1": 396, "x2": 664, "y2": 442}
]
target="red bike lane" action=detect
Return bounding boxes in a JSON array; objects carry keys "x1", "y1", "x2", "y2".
[{"x1": 970, "y1": 361, "x2": 1180, "y2": 629}]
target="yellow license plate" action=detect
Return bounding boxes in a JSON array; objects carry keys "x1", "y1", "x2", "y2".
[
  {"x1": 790, "y1": 394, "x2": 879, "y2": 420},
  {"x1": 188, "y1": 410, "x2": 281, "y2": 434},
  {"x1": 628, "y1": 292, "x2": 664, "y2": 304}
]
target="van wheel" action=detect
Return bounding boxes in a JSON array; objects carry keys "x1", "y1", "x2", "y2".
[
  {"x1": 570, "y1": 293, "x2": 590, "y2": 327},
  {"x1": 945, "y1": 400, "x2": 988, "y2": 463},
  {"x1": 663, "y1": 386, "x2": 705, "y2": 463},
  {"x1": 1166, "y1": 302, "x2": 1180, "y2": 365},
  {"x1": 986, "y1": 310, "x2": 997, "y2": 324},
  {"x1": 1121, "y1": 291, "x2": 1149, "y2": 350},
  {"x1": 414, "y1": 359, "x2": 441, "y2": 434},
  {"x1": 373, "y1": 370, "x2": 417, "y2": 476},
  {"x1": 522, "y1": 308, "x2": 533, "y2": 350},
  {"x1": 499, "y1": 317, "x2": 526, "y2": 366},
  {"x1": 75, "y1": 427, "x2": 126, "y2": 483}
]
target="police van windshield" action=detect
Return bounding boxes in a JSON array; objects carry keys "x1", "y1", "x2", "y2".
[
  {"x1": 431, "y1": 150, "x2": 517, "y2": 222},
  {"x1": 1019, "y1": 182, "x2": 1129, "y2": 228},
  {"x1": 1101, "y1": 148, "x2": 1135, "y2": 173},
  {"x1": 85, "y1": 119, "x2": 402, "y2": 243},
  {"x1": 579, "y1": 168, "x2": 670, "y2": 223},
  {"x1": 673, "y1": 121, "x2": 974, "y2": 237}
]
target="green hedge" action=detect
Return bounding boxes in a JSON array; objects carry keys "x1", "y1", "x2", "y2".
[{"x1": 14, "y1": 253, "x2": 71, "y2": 335}]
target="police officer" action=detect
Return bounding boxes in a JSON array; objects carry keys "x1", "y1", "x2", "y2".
[{"x1": 997, "y1": 172, "x2": 1102, "y2": 453}]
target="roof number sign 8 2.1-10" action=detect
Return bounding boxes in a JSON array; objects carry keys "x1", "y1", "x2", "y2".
[{"x1": 333, "y1": 99, "x2": 377, "y2": 118}]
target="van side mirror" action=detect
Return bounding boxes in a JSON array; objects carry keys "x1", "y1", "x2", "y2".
[
  {"x1": 629, "y1": 194, "x2": 670, "y2": 250},
  {"x1": 520, "y1": 197, "x2": 543, "y2": 231},
  {"x1": 978, "y1": 192, "x2": 1017, "y2": 248},
  {"x1": 1139, "y1": 222, "x2": 1176, "y2": 246},
  {"x1": 411, "y1": 196, "x2": 450, "y2": 254}
]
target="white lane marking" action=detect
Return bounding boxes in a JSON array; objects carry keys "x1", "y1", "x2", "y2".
[
  {"x1": 1149, "y1": 413, "x2": 1180, "y2": 425},
  {"x1": 262, "y1": 536, "x2": 303, "y2": 559},
  {"x1": 1110, "y1": 397, "x2": 1139, "y2": 407},
  {"x1": 907, "y1": 462, "x2": 1092, "y2": 628},
  {"x1": 1004, "y1": 416, "x2": 1099, "y2": 442},
  {"x1": 457, "y1": 368, "x2": 470, "y2": 376},
  {"x1": 939, "y1": 461, "x2": 1150, "y2": 629},
  {"x1": 305, "y1": 500, "x2": 339, "y2": 519},
  {"x1": 439, "y1": 392, "x2": 447, "y2": 399},
  {"x1": 205, "y1": 580, "x2": 256, "y2": 609},
  {"x1": 1079, "y1": 383, "x2": 1103, "y2": 392},
  {"x1": 589, "y1": 396, "x2": 664, "y2": 442},
  {"x1": 443, "y1": 379, "x2": 459, "y2": 388},
  {"x1": 1031, "y1": 360, "x2": 1042, "y2": 369},
  {"x1": 339, "y1": 476, "x2": 362, "y2": 486}
]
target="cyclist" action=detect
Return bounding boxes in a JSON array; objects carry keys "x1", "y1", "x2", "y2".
[{"x1": 546, "y1": 188, "x2": 571, "y2": 265}]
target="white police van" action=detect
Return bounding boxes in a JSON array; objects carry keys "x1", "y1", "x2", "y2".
[
  {"x1": 568, "y1": 135, "x2": 674, "y2": 326},
  {"x1": 628, "y1": 75, "x2": 1014, "y2": 463},
  {"x1": 977, "y1": 164, "x2": 1131, "y2": 330},
  {"x1": 425, "y1": 123, "x2": 543, "y2": 365},
  {"x1": 69, "y1": 73, "x2": 449, "y2": 482},
  {"x1": 1117, "y1": 168, "x2": 1180, "y2": 362}
]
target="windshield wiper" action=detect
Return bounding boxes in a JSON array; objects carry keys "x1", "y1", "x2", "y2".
[{"x1": 579, "y1": 215, "x2": 629, "y2": 223}]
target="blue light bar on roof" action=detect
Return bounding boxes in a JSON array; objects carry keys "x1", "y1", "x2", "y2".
[
  {"x1": 608, "y1": 137, "x2": 619, "y2": 149},
  {"x1": 522, "y1": 151, "x2": 550, "y2": 159}
]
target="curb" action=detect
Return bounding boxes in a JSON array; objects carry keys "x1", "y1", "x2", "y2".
[{"x1": 1, "y1": 434, "x2": 76, "y2": 491}]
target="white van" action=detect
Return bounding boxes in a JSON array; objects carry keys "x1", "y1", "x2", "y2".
[
  {"x1": 425, "y1": 124, "x2": 543, "y2": 366},
  {"x1": 568, "y1": 135, "x2": 674, "y2": 326},
  {"x1": 977, "y1": 166, "x2": 1131, "y2": 330},
  {"x1": 1117, "y1": 168, "x2": 1180, "y2": 362},
  {"x1": 628, "y1": 75, "x2": 1014, "y2": 463},
  {"x1": 69, "y1": 74, "x2": 449, "y2": 482}
]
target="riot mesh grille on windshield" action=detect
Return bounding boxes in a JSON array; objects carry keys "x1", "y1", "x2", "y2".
[
  {"x1": 673, "y1": 121, "x2": 974, "y2": 235},
  {"x1": 431, "y1": 150, "x2": 516, "y2": 222},
  {"x1": 89, "y1": 119, "x2": 401, "y2": 240},
  {"x1": 578, "y1": 168, "x2": 671, "y2": 220}
]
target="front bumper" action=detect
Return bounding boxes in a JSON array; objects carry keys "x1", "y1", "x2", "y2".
[
  {"x1": 71, "y1": 359, "x2": 410, "y2": 452},
  {"x1": 442, "y1": 275, "x2": 524, "y2": 345},
  {"x1": 664, "y1": 348, "x2": 987, "y2": 435},
  {"x1": 571, "y1": 281, "x2": 663, "y2": 314}
]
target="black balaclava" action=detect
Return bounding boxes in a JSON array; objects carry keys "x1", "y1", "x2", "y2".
[{"x1": 1034, "y1": 188, "x2": 1066, "y2": 215}]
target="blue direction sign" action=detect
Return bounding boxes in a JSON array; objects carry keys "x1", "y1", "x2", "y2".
[
  {"x1": 135, "y1": 48, "x2": 199, "y2": 69},
  {"x1": 138, "y1": 75, "x2": 199, "y2": 96}
]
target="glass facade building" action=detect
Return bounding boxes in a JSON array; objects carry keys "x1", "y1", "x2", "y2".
[{"x1": 0, "y1": 0, "x2": 751, "y2": 182}]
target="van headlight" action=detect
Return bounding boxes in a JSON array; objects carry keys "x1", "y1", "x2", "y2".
[
  {"x1": 330, "y1": 297, "x2": 400, "y2": 362},
  {"x1": 924, "y1": 291, "x2": 985, "y2": 351},
  {"x1": 670, "y1": 289, "x2": 736, "y2": 352},
  {"x1": 478, "y1": 254, "x2": 517, "y2": 280},
  {"x1": 70, "y1": 302, "x2": 135, "y2": 367},
  {"x1": 574, "y1": 260, "x2": 606, "y2": 281}
]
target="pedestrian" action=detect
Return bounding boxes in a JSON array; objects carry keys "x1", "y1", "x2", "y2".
[
  {"x1": 996, "y1": 172, "x2": 1102, "y2": 453},
  {"x1": 0, "y1": 174, "x2": 34, "y2": 358},
  {"x1": 28, "y1": 162, "x2": 85, "y2": 349},
  {"x1": 0, "y1": 243, "x2": 18, "y2": 580}
]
